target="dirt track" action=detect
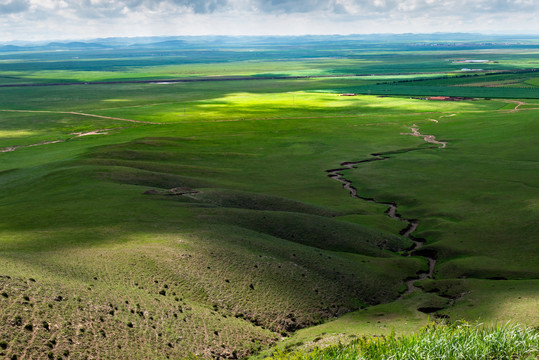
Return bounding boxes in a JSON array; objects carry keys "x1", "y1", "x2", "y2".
[
  {"x1": 0, "y1": 109, "x2": 161, "y2": 125},
  {"x1": 66, "y1": 112, "x2": 163, "y2": 124},
  {"x1": 0, "y1": 128, "x2": 119, "y2": 153},
  {"x1": 0, "y1": 139, "x2": 64, "y2": 153},
  {"x1": 495, "y1": 99, "x2": 526, "y2": 112}
]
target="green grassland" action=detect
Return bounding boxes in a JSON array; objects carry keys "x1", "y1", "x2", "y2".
[
  {"x1": 0, "y1": 38, "x2": 538, "y2": 359},
  {"x1": 268, "y1": 322, "x2": 539, "y2": 360}
]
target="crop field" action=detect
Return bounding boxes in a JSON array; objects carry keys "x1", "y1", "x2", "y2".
[{"x1": 0, "y1": 36, "x2": 538, "y2": 359}]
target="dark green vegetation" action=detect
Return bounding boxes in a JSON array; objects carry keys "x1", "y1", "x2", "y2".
[
  {"x1": 268, "y1": 322, "x2": 539, "y2": 359},
  {"x1": 0, "y1": 35, "x2": 538, "y2": 358}
]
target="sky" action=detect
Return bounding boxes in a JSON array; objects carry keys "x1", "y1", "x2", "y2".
[{"x1": 0, "y1": 0, "x2": 538, "y2": 41}]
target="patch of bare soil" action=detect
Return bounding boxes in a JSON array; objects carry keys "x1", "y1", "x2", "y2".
[
  {"x1": 401, "y1": 125, "x2": 447, "y2": 148},
  {"x1": 69, "y1": 129, "x2": 112, "y2": 137},
  {"x1": 143, "y1": 187, "x2": 199, "y2": 196}
]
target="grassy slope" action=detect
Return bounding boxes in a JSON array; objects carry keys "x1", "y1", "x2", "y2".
[
  {"x1": 267, "y1": 322, "x2": 539, "y2": 360},
  {"x1": 255, "y1": 100, "x2": 539, "y2": 356},
  {"x1": 1, "y1": 85, "x2": 430, "y2": 358}
]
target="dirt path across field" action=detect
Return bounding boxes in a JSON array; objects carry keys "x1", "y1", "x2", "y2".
[
  {"x1": 494, "y1": 99, "x2": 526, "y2": 112},
  {"x1": 0, "y1": 128, "x2": 122, "y2": 153},
  {"x1": 65, "y1": 112, "x2": 163, "y2": 124},
  {"x1": 0, "y1": 139, "x2": 64, "y2": 153},
  {"x1": 0, "y1": 109, "x2": 163, "y2": 124}
]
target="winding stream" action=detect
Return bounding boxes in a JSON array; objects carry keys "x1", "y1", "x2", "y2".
[{"x1": 327, "y1": 125, "x2": 445, "y2": 297}]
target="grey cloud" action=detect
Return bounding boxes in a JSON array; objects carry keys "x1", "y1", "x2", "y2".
[
  {"x1": 170, "y1": 0, "x2": 228, "y2": 13},
  {"x1": 0, "y1": 0, "x2": 29, "y2": 14},
  {"x1": 118, "y1": 0, "x2": 228, "y2": 13},
  {"x1": 254, "y1": 0, "x2": 331, "y2": 13},
  {"x1": 56, "y1": 0, "x2": 229, "y2": 18},
  {"x1": 252, "y1": 0, "x2": 537, "y2": 15},
  {"x1": 5, "y1": 0, "x2": 538, "y2": 21}
]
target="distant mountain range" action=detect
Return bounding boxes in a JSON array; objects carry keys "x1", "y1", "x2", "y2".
[{"x1": 1, "y1": 33, "x2": 537, "y2": 52}]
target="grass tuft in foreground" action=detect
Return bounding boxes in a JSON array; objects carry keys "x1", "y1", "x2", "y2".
[{"x1": 269, "y1": 322, "x2": 539, "y2": 360}]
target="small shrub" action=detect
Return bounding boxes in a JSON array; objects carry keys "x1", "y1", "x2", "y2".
[
  {"x1": 24, "y1": 323, "x2": 33, "y2": 331},
  {"x1": 1, "y1": 292, "x2": 8, "y2": 298},
  {"x1": 13, "y1": 316, "x2": 22, "y2": 326},
  {"x1": 0, "y1": 341, "x2": 8, "y2": 350}
]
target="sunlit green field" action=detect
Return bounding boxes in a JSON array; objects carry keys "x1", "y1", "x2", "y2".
[{"x1": 0, "y1": 38, "x2": 538, "y2": 359}]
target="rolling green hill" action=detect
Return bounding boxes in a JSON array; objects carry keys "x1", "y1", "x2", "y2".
[{"x1": 0, "y1": 37, "x2": 537, "y2": 359}]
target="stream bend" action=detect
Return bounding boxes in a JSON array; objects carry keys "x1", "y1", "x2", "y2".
[{"x1": 326, "y1": 127, "x2": 445, "y2": 296}]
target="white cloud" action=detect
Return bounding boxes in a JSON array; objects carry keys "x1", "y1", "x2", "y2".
[{"x1": 0, "y1": 0, "x2": 537, "y2": 40}]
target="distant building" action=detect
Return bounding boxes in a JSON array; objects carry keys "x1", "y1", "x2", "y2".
[
  {"x1": 340, "y1": 93, "x2": 357, "y2": 96},
  {"x1": 427, "y1": 96, "x2": 469, "y2": 101}
]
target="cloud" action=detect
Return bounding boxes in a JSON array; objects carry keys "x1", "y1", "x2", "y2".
[
  {"x1": 0, "y1": 0, "x2": 30, "y2": 14},
  {"x1": 25, "y1": 0, "x2": 230, "y2": 19},
  {"x1": 0, "y1": 0, "x2": 537, "y2": 40},
  {"x1": 13, "y1": 0, "x2": 539, "y2": 17},
  {"x1": 251, "y1": 0, "x2": 538, "y2": 16}
]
